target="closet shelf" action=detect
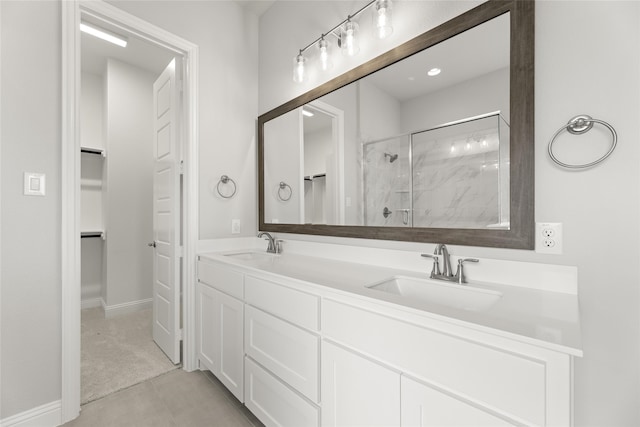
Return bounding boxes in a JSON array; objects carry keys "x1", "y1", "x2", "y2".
[
  {"x1": 81, "y1": 147, "x2": 105, "y2": 157},
  {"x1": 81, "y1": 231, "x2": 105, "y2": 239}
]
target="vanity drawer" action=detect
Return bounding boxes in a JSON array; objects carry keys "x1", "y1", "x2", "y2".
[
  {"x1": 245, "y1": 356, "x2": 319, "y2": 427},
  {"x1": 245, "y1": 275, "x2": 319, "y2": 331},
  {"x1": 198, "y1": 260, "x2": 243, "y2": 300},
  {"x1": 245, "y1": 305, "x2": 319, "y2": 402},
  {"x1": 323, "y1": 299, "x2": 556, "y2": 426}
]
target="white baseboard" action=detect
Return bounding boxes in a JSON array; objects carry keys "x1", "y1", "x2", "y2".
[
  {"x1": 103, "y1": 298, "x2": 152, "y2": 318},
  {"x1": 0, "y1": 400, "x2": 61, "y2": 427},
  {"x1": 80, "y1": 297, "x2": 102, "y2": 309}
]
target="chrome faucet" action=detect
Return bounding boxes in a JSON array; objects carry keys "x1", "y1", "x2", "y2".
[
  {"x1": 258, "y1": 232, "x2": 281, "y2": 254},
  {"x1": 421, "y1": 244, "x2": 479, "y2": 284}
]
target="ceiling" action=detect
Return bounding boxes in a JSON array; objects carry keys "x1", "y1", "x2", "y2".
[
  {"x1": 81, "y1": 15, "x2": 176, "y2": 76},
  {"x1": 366, "y1": 12, "x2": 510, "y2": 102}
]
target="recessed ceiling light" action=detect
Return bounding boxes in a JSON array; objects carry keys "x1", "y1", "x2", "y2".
[
  {"x1": 302, "y1": 109, "x2": 314, "y2": 117},
  {"x1": 80, "y1": 23, "x2": 128, "y2": 48},
  {"x1": 408, "y1": 76, "x2": 415, "y2": 81},
  {"x1": 427, "y1": 67, "x2": 441, "y2": 77}
]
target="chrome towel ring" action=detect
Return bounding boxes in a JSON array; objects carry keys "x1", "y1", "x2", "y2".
[
  {"x1": 548, "y1": 115, "x2": 617, "y2": 169},
  {"x1": 216, "y1": 175, "x2": 237, "y2": 199},
  {"x1": 278, "y1": 181, "x2": 292, "y2": 201}
]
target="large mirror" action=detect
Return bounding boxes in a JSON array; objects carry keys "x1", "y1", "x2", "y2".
[{"x1": 259, "y1": 0, "x2": 534, "y2": 249}]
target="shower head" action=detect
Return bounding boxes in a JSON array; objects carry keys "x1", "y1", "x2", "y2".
[{"x1": 384, "y1": 152, "x2": 399, "y2": 163}]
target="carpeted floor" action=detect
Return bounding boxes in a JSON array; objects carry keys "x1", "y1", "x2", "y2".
[{"x1": 81, "y1": 307, "x2": 179, "y2": 404}]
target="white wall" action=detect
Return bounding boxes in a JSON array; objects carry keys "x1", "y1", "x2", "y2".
[
  {"x1": 0, "y1": 0, "x2": 62, "y2": 418},
  {"x1": 400, "y1": 67, "x2": 509, "y2": 132},
  {"x1": 103, "y1": 58, "x2": 155, "y2": 307},
  {"x1": 258, "y1": 1, "x2": 640, "y2": 424},
  {"x1": 0, "y1": 0, "x2": 259, "y2": 419},
  {"x1": 108, "y1": 0, "x2": 259, "y2": 240}
]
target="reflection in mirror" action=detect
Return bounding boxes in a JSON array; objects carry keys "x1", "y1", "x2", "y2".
[
  {"x1": 364, "y1": 113, "x2": 509, "y2": 229},
  {"x1": 259, "y1": 0, "x2": 534, "y2": 249},
  {"x1": 265, "y1": 12, "x2": 509, "y2": 229}
]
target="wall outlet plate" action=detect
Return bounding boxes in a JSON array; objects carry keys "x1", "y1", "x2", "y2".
[
  {"x1": 231, "y1": 219, "x2": 241, "y2": 234},
  {"x1": 535, "y1": 222, "x2": 563, "y2": 254},
  {"x1": 24, "y1": 172, "x2": 45, "y2": 196}
]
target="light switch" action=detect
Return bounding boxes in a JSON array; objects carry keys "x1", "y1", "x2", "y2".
[{"x1": 24, "y1": 173, "x2": 45, "y2": 196}]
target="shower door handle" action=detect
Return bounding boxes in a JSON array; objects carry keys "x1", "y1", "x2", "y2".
[{"x1": 147, "y1": 241, "x2": 156, "y2": 248}]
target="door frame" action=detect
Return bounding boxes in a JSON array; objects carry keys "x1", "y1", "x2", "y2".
[{"x1": 61, "y1": 1, "x2": 199, "y2": 422}]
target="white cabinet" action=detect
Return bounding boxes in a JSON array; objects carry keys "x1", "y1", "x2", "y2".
[
  {"x1": 198, "y1": 257, "x2": 577, "y2": 427},
  {"x1": 322, "y1": 341, "x2": 400, "y2": 427},
  {"x1": 401, "y1": 376, "x2": 514, "y2": 427},
  {"x1": 245, "y1": 357, "x2": 319, "y2": 427},
  {"x1": 322, "y1": 298, "x2": 572, "y2": 426},
  {"x1": 197, "y1": 261, "x2": 244, "y2": 401},
  {"x1": 245, "y1": 305, "x2": 319, "y2": 402}
]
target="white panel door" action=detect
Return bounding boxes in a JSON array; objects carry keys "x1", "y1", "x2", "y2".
[
  {"x1": 152, "y1": 58, "x2": 181, "y2": 364},
  {"x1": 322, "y1": 341, "x2": 400, "y2": 427}
]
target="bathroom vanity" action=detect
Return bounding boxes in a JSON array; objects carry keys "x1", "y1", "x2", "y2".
[{"x1": 196, "y1": 249, "x2": 582, "y2": 426}]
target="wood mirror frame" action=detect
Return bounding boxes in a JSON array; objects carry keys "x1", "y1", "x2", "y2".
[{"x1": 258, "y1": 0, "x2": 534, "y2": 249}]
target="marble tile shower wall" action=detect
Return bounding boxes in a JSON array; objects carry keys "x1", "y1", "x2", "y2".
[
  {"x1": 412, "y1": 128, "x2": 501, "y2": 228},
  {"x1": 363, "y1": 136, "x2": 410, "y2": 226},
  {"x1": 363, "y1": 122, "x2": 505, "y2": 228}
]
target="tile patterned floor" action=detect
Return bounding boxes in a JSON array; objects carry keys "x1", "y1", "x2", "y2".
[{"x1": 64, "y1": 369, "x2": 263, "y2": 427}]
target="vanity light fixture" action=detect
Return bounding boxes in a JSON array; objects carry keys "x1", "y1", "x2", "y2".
[
  {"x1": 80, "y1": 22, "x2": 128, "y2": 48},
  {"x1": 374, "y1": 0, "x2": 393, "y2": 39},
  {"x1": 341, "y1": 18, "x2": 360, "y2": 56},
  {"x1": 427, "y1": 67, "x2": 441, "y2": 77},
  {"x1": 292, "y1": 0, "x2": 394, "y2": 83},
  {"x1": 293, "y1": 51, "x2": 307, "y2": 83},
  {"x1": 317, "y1": 37, "x2": 333, "y2": 71}
]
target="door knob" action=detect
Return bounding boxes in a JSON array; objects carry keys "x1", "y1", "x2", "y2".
[{"x1": 147, "y1": 241, "x2": 156, "y2": 248}]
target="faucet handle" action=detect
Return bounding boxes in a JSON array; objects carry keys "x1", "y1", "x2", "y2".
[
  {"x1": 274, "y1": 239, "x2": 283, "y2": 254},
  {"x1": 455, "y1": 258, "x2": 479, "y2": 284},
  {"x1": 421, "y1": 253, "x2": 441, "y2": 277}
]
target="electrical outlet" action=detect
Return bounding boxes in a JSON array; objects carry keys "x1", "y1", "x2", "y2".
[
  {"x1": 536, "y1": 222, "x2": 563, "y2": 254},
  {"x1": 231, "y1": 219, "x2": 241, "y2": 234}
]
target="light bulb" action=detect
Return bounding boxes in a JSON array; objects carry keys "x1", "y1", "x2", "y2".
[
  {"x1": 292, "y1": 52, "x2": 307, "y2": 83},
  {"x1": 373, "y1": 0, "x2": 393, "y2": 39},
  {"x1": 341, "y1": 20, "x2": 360, "y2": 56},
  {"x1": 317, "y1": 38, "x2": 332, "y2": 71}
]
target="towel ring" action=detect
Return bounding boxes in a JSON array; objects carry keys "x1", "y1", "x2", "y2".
[
  {"x1": 216, "y1": 175, "x2": 237, "y2": 199},
  {"x1": 548, "y1": 115, "x2": 617, "y2": 169},
  {"x1": 278, "y1": 181, "x2": 292, "y2": 201}
]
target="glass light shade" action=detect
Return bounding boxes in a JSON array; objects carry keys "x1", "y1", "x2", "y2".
[
  {"x1": 293, "y1": 53, "x2": 307, "y2": 83},
  {"x1": 341, "y1": 20, "x2": 360, "y2": 56},
  {"x1": 317, "y1": 38, "x2": 333, "y2": 71},
  {"x1": 373, "y1": 0, "x2": 393, "y2": 39}
]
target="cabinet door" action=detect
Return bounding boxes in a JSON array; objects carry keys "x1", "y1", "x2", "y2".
[
  {"x1": 322, "y1": 341, "x2": 400, "y2": 427},
  {"x1": 218, "y1": 290, "x2": 244, "y2": 401},
  {"x1": 401, "y1": 376, "x2": 515, "y2": 427},
  {"x1": 197, "y1": 283, "x2": 244, "y2": 402}
]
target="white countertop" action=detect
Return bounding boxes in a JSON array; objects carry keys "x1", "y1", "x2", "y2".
[{"x1": 200, "y1": 250, "x2": 583, "y2": 357}]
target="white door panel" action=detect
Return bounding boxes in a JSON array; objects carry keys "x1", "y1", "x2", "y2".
[{"x1": 152, "y1": 58, "x2": 181, "y2": 364}]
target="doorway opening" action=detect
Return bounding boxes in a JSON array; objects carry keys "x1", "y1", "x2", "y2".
[
  {"x1": 79, "y1": 16, "x2": 179, "y2": 404},
  {"x1": 62, "y1": 2, "x2": 199, "y2": 423}
]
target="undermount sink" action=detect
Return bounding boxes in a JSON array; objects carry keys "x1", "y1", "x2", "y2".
[
  {"x1": 223, "y1": 251, "x2": 277, "y2": 261},
  {"x1": 366, "y1": 275, "x2": 502, "y2": 311}
]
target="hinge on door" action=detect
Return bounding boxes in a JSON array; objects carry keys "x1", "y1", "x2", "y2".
[
  {"x1": 178, "y1": 329, "x2": 183, "y2": 341},
  {"x1": 179, "y1": 160, "x2": 184, "y2": 175},
  {"x1": 178, "y1": 246, "x2": 184, "y2": 258}
]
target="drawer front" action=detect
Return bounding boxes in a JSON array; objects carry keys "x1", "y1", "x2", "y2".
[
  {"x1": 245, "y1": 356, "x2": 319, "y2": 427},
  {"x1": 245, "y1": 275, "x2": 319, "y2": 331},
  {"x1": 245, "y1": 305, "x2": 319, "y2": 402},
  {"x1": 323, "y1": 299, "x2": 547, "y2": 425},
  {"x1": 198, "y1": 260, "x2": 243, "y2": 299},
  {"x1": 401, "y1": 376, "x2": 515, "y2": 426}
]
